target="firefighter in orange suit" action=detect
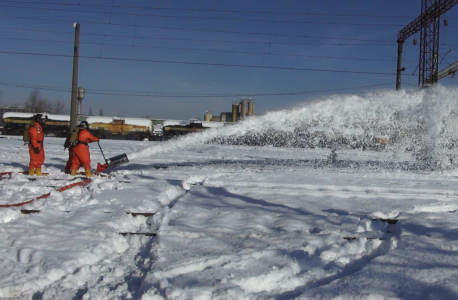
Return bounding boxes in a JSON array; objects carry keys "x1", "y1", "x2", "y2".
[
  {"x1": 28, "y1": 114, "x2": 47, "y2": 176},
  {"x1": 69, "y1": 121, "x2": 99, "y2": 177}
]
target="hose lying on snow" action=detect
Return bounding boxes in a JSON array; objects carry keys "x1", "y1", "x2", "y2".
[{"x1": 0, "y1": 175, "x2": 92, "y2": 208}]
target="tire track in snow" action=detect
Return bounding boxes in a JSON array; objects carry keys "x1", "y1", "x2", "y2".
[
  {"x1": 275, "y1": 220, "x2": 400, "y2": 299},
  {"x1": 134, "y1": 175, "x2": 401, "y2": 298},
  {"x1": 0, "y1": 173, "x2": 206, "y2": 298},
  {"x1": 207, "y1": 181, "x2": 458, "y2": 201},
  {"x1": 82, "y1": 175, "x2": 208, "y2": 299}
]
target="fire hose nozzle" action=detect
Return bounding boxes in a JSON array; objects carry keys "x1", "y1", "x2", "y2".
[
  {"x1": 106, "y1": 153, "x2": 129, "y2": 169},
  {"x1": 96, "y1": 153, "x2": 129, "y2": 173}
]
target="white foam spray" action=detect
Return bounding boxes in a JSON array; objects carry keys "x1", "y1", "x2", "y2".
[{"x1": 128, "y1": 85, "x2": 458, "y2": 169}]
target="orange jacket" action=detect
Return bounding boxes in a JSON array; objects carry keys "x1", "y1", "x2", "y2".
[
  {"x1": 77, "y1": 129, "x2": 99, "y2": 145},
  {"x1": 28, "y1": 122, "x2": 44, "y2": 149},
  {"x1": 70, "y1": 129, "x2": 99, "y2": 170}
]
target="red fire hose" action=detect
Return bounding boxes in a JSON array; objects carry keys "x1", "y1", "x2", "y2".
[{"x1": 0, "y1": 173, "x2": 92, "y2": 208}]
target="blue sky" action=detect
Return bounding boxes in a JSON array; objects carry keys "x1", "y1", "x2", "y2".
[{"x1": 1, "y1": 0, "x2": 458, "y2": 119}]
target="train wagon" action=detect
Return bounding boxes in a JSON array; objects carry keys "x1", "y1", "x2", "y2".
[
  {"x1": 162, "y1": 119, "x2": 226, "y2": 139},
  {"x1": 86, "y1": 116, "x2": 153, "y2": 140},
  {"x1": 2, "y1": 112, "x2": 70, "y2": 136}
]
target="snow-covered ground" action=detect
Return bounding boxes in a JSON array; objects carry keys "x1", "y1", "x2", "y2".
[{"x1": 2, "y1": 87, "x2": 458, "y2": 299}]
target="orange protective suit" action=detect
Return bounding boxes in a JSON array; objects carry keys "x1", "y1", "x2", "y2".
[
  {"x1": 70, "y1": 129, "x2": 99, "y2": 171},
  {"x1": 28, "y1": 121, "x2": 45, "y2": 169}
]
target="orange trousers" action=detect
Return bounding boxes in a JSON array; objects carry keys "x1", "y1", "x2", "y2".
[
  {"x1": 28, "y1": 144, "x2": 45, "y2": 169},
  {"x1": 70, "y1": 144, "x2": 92, "y2": 170}
]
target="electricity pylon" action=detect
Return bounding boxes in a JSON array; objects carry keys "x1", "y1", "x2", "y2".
[{"x1": 395, "y1": 0, "x2": 458, "y2": 90}]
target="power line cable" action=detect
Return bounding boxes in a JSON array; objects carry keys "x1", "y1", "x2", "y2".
[
  {"x1": 0, "y1": 14, "x2": 410, "y2": 36},
  {"x1": 0, "y1": 50, "x2": 405, "y2": 75},
  {"x1": 0, "y1": 3, "x2": 418, "y2": 25},
  {"x1": 0, "y1": 36, "x2": 399, "y2": 47},
  {"x1": 0, "y1": 81, "x2": 395, "y2": 98},
  {"x1": 0, "y1": 36, "x2": 417, "y2": 62},
  {"x1": 0, "y1": 25, "x2": 397, "y2": 44},
  {"x1": 87, "y1": 83, "x2": 396, "y2": 97},
  {"x1": 0, "y1": 0, "x2": 418, "y2": 18},
  {"x1": 0, "y1": 82, "x2": 68, "y2": 92}
]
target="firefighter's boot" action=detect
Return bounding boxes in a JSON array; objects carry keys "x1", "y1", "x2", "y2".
[
  {"x1": 70, "y1": 169, "x2": 77, "y2": 176},
  {"x1": 28, "y1": 168, "x2": 35, "y2": 176},
  {"x1": 36, "y1": 168, "x2": 42, "y2": 176},
  {"x1": 85, "y1": 169, "x2": 92, "y2": 177}
]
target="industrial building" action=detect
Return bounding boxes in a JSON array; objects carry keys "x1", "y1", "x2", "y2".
[{"x1": 204, "y1": 98, "x2": 255, "y2": 122}]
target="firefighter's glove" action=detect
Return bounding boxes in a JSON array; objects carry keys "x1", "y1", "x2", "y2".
[{"x1": 33, "y1": 147, "x2": 40, "y2": 154}]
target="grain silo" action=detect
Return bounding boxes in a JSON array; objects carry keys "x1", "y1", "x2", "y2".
[
  {"x1": 248, "y1": 98, "x2": 254, "y2": 116},
  {"x1": 232, "y1": 100, "x2": 239, "y2": 122},
  {"x1": 240, "y1": 98, "x2": 247, "y2": 120},
  {"x1": 204, "y1": 110, "x2": 212, "y2": 121}
]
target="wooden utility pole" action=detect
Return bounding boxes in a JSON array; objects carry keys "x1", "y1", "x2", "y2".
[{"x1": 70, "y1": 23, "x2": 80, "y2": 131}]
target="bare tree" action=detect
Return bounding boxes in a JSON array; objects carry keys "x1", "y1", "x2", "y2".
[
  {"x1": 50, "y1": 97, "x2": 66, "y2": 114},
  {"x1": 99, "y1": 108, "x2": 103, "y2": 116},
  {"x1": 88, "y1": 107, "x2": 93, "y2": 116},
  {"x1": 43, "y1": 100, "x2": 52, "y2": 113},
  {"x1": 24, "y1": 89, "x2": 49, "y2": 113}
]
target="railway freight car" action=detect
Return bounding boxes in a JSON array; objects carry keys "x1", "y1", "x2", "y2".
[
  {"x1": 85, "y1": 116, "x2": 153, "y2": 140},
  {"x1": 2, "y1": 112, "x2": 70, "y2": 136},
  {"x1": 162, "y1": 119, "x2": 226, "y2": 139}
]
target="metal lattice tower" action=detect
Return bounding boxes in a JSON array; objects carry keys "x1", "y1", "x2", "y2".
[
  {"x1": 395, "y1": 0, "x2": 458, "y2": 90},
  {"x1": 419, "y1": 0, "x2": 440, "y2": 86}
]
